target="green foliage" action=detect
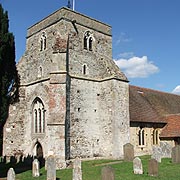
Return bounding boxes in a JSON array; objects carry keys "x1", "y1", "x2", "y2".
[
  {"x1": 0, "y1": 3, "x2": 19, "y2": 155},
  {"x1": 0, "y1": 4, "x2": 19, "y2": 118}
]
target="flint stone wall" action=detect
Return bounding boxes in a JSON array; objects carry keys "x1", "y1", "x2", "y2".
[{"x1": 3, "y1": 7, "x2": 129, "y2": 167}]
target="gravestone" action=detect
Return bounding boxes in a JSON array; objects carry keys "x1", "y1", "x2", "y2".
[
  {"x1": 133, "y1": 157, "x2": 143, "y2": 174},
  {"x1": 123, "y1": 143, "x2": 134, "y2": 162},
  {"x1": 152, "y1": 142, "x2": 172, "y2": 163},
  {"x1": 151, "y1": 145, "x2": 162, "y2": 163},
  {"x1": 7, "y1": 168, "x2": 15, "y2": 180},
  {"x1": 101, "y1": 166, "x2": 115, "y2": 180},
  {"x1": 148, "y1": 158, "x2": 158, "y2": 176},
  {"x1": 73, "y1": 157, "x2": 82, "y2": 180},
  {"x1": 172, "y1": 145, "x2": 180, "y2": 163},
  {"x1": 160, "y1": 142, "x2": 172, "y2": 158},
  {"x1": 32, "y1": 159, "x2": 40, "y2": 177},
  {"x1": 47, "y1": 155, "x2": 56, "y2": 180},
  {"x1": 6, "y1": 156, "x2": 11, "y2": 163}
]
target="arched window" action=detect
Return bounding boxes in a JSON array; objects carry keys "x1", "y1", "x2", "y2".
[
  {"x1": 39, "y1": 108, "x2": 42, "y2": 133},
  {"x1": 138, "y1": 128, "x2": 145, "y2": 146},
  {"x1": 32, "y1": 98, "x2": 45, "y2": 134},
  {"x1": 40, "y1": 38, "x2": 43, "y2": 51},
  {"x1": 40, "y1": 32, "x2": 47, "y2": 51},
  {"x1": 42, "y1": 108, "x2": 45, "y2": 133},
  {"x1": 43, "y1": 35, "x2": 46, "y2": 50},
  {"x1": 84, "y1": 31, "x2": 94, "y2": 51},
  {"x1": 84, "y1": 36, "x2": 88, "y2": 50},
  {"x1": 89, "y1": 37, "x2": 93, "y2": 51},
  {"x1": 34, "y1": 109, "x2": 37, "y2": 133},
  {"x1": 83, "y1": 64, "x2": 87, "y2": 75},
  {"x1": 153, "y1": 129, "x2": 159, "y2": 145}
]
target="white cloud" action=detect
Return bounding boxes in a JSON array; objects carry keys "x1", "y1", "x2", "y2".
[
  {"x1": 172, "y1": 86, "x2": 180, "y2": 95},
  {"x1": 114, "y1": 56, "x2": 159, "y2": 78}
]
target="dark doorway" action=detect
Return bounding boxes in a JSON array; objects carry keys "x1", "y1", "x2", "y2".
[
  {"x1": 35, "y1": 142, "x2": 44, "y2": 167},
  {"x1": 36, "y1": 142, "x2": 43, "y2": 158}
]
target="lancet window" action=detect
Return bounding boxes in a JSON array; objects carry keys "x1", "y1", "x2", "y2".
[
  {"x1": 82, "y1": 64, "x2": 87, "y2": 75},
  {"x1": 153, "y1": 129, "x2": 159, "y2": 145},
  {"x1": 138, "y1": 128, "x2": 145, "y2": 146},
  {"x1": 32, "y1": 98, "x2": 45, "y2": 134},
  {"x1": 84, "y1": 31, "x2": 94, "y2": 51},
  {"x1": 40, "y1": 32, "x2": 47, "y2": 51}
]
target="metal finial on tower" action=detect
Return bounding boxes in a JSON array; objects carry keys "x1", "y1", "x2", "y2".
[
  {"x1": 67, "y1": 0, "x2": 71, "y2": 9},
  {"x1": 67, "y1": 0, "x2": 75, "y2": 11}
]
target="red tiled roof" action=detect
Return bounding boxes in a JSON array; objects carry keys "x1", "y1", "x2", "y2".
[
  {"x1": 160, "y1": 114, "x2": 180, "y2": 138},
  {"x1": 129, "y1": 85, "x2": 180, "y2": 123}
]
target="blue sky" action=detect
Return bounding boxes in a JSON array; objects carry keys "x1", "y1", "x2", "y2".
[{"x1": 1, "y1": 0, "x2": 180, "y2": 94}]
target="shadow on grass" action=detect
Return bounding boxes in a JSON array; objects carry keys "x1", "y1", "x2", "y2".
[{"x1": 0, "y1": 155, "x2": 45, "y2": 178}]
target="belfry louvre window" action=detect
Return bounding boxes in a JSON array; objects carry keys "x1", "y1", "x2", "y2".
[
  {"x1": 89, "y1": 37, "x2": 93, "y2": 51},
  {"x1": 32, "y1": 98, "x2": 45, "y2": 133},
  {"x1": 84, "y1": 31, "x2": 93, "y2": 51},
  {"x1": 84, "y1": 35, "x2": 88, "y2": 50}
]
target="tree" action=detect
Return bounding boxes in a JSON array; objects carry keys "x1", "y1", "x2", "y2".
[{"x1": 0, "y1": 4, "x2": 19, "y2": 155}]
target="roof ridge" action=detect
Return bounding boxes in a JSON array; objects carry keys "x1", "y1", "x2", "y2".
[{"x1": 130, "y1": 85, "x2": 180, "y2": 97}]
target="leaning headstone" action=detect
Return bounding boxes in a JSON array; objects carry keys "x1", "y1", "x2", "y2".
[
  {"x1": 47, "y1": 155, "x2": 56, "y2": 180},
  {"x1": 32, "y1": 159, "x2": 40, "y2": 177},
  {"x1": 148, "y1": 158, "x2": 158, "y2": 176},
  {"x1": 123, "y1": 143, "x2": 134, "y2": 162},
  {"x1": 101, "y1": 166, "x2": 115, "y2": 180},
  {"x1": 172, "y1": 145, "x2": 180, "y2": 163},
  {"x1": 7, "y1": 168, "x2": 15, "y2": 180},
  {"x1": 73, "y1": 157, "x2": 82, "y2": 180},
  {"x1": 133, "y1": 157, "x2": 143, "y2": 174},
  {"x1": 151, "y1": 145, "x2": 162, "y2": 163}
]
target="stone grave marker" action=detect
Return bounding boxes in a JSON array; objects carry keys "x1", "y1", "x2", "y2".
[
  {"x1": 160, "y1": 142, "x2": 172, "y2": 158},
  {"x1": 6, "y1": 156, "x2": 11, "y2": 163},
  {"x1": 7, "y1": 168, "x2": 15, "y2": 180},
  {"x1": 148, "y1": 158, "x2": 158, "y2": 176},
  {"x1": 73, "y1": 157, "x2": 82, "y2": 180},
  {"x1": 151, "y1": 145, "x2": 162, "y2": 163},
  {"x1": 47, "y1": 155, "x2": 56, "y2": 180},
  {"x1": 172, "y1": 145, "x2": 180, "y2": 163},
  {"x1": 32, "y1": 159, "x2": 40, "y2": 177},
  {"x1": 123, "y1": 143, "x2": 134, "y2": 162},
  {"x1": 133, "y1": 157, "x2": 143, "y2": 174},
  {"x1": 101, "y1": 166, "x2": 115, "y2": 180}
]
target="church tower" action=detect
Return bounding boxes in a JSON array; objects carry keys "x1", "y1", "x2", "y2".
[{"x1": 3, "y1": 7, "x2": 130, "y2": 168}]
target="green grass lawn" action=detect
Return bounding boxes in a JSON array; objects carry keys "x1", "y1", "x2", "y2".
[{"x1": 1, "y1": 156, "x2": 180, "y2": 179}]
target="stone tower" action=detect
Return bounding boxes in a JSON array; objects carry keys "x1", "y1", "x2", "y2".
[{"x1": 3, "y1": 7, "x2": 130, "y2": 168}]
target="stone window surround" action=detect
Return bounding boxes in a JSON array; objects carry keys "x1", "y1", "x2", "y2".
[
  {"x1": 32, "y1": 98, "x2": 46, "y2": 135},
  {"x1": 83, "y1": 31, "x2": 94, "y2": 51},
  {"x1": 40, "y1": 32, "x2": 47, "y2": 51},
  {"x1": 153, "y1": 129, "x2": 159, "y2": 145},
  {"x1": 138, "y1": 128, "x2": 145, "y2": 147},
  {"x1": 82, "y1": 64, "x2": 88, "y2": 75}
]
